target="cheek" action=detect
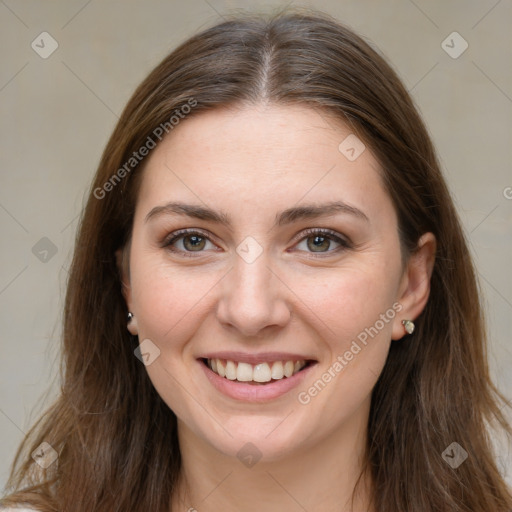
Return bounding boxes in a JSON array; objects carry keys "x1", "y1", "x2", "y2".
[
  {"x1": 129, "y1": 252, "x2": 217, "y2": 344},
  {"x1": 292, "y1": 267, "x2": 399, "y2": 431},
  {"x1": 295, "y1": 262, "x2": 400, "y2": 350}
]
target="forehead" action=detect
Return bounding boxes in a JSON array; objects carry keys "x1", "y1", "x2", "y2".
[{"x1": 135, "y1": 103, "x2": 395, "y2": 225}]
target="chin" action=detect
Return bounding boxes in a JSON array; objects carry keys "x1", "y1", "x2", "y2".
[{"x1": 198, "y1": 414, "x2": 313, "y2": 463}]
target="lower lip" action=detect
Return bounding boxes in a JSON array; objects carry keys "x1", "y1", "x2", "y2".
[{"x1": 198, "y1": 360, "x2": 316, "y2": 403}]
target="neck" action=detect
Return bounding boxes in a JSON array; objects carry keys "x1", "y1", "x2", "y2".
[{"x1": 171, "y1": 399, "x2": 375, "y2": 512}]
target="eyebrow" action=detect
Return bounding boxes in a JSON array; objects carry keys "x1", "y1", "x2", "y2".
[{"x1": 144, "y1": 200, "x2": 369, "y2": 227}]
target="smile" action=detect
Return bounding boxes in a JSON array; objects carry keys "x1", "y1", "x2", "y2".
[
  {"x1": 204, "y1": 358, "x2": 309, "y2": 384},
  {"x1": 198, "y1": 355, "x2": 317, "y2": 401}
]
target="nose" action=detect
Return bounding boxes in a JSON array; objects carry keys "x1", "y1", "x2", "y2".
[{"x1": 216, "y1": 250, "x2": 291, "y2": 338}]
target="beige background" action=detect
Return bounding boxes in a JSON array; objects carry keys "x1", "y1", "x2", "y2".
[{"x1": 1, "y1": 0, "x2": 511, "y2": 488}]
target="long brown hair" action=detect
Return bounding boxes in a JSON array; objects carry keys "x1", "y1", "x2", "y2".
[{"x1": 2, "y1": 9, "x2": 511, "y2": 512}]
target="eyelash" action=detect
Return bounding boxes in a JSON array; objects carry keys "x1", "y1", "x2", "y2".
[{"x1": 162, "y1": 228, "x2": 352, "y2": 258}]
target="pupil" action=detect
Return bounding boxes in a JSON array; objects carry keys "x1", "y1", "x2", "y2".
[
  {"x1": 308, "y1": 235, "x2": 329, "y2": 252},
  {"x1": 185, "y1": 235, "x2": 204, "y2": 251}
]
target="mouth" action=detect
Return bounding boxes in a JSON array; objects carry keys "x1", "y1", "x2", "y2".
[{"x1": 200, "y1": 357, "x2": 316, "y2": 385}]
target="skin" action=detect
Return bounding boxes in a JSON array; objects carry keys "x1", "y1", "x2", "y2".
[{"x1": 117, "y1": 104, "x2": 436, "y2": 512}]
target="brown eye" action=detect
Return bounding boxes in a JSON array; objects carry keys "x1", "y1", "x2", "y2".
[
  {"x1": 307, "y1": 235, "x2": 333, "y2": 252},
  {"x1": 164, "y1": 230, "x2": 216, "y2": 256},
  {"x1": 182, "y1": 234, "x2": 207, "y2": 251},
  {"x1": 294, "y1": 229, "x2": 351, "y2": 255}
]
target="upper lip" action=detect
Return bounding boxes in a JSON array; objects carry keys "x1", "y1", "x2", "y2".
[{"x1": 198, "y1": 351, "x2": 317, "y2": 365}]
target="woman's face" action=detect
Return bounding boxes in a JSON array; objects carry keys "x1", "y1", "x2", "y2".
[{"x1": 121, "y1": 104, "x2": 419, "y2": 461}]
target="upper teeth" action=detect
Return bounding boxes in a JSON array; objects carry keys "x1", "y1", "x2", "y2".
[{"x1": 207, "y1": 358, "x2": 307, "y2": 382}]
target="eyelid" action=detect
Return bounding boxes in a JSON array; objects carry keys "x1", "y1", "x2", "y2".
[
  {"x1": 289, "y1": 227, "x2": 351, "y2": 247},
  {"x1": 162, "y1": 228, "x2": 215, "y2": 245},
  {"x1": 162, "y1": 228, "x2": 219, "y2": 248},
  {"x1": 162, "y1": 227, "x2": 351, "y2": 255}
]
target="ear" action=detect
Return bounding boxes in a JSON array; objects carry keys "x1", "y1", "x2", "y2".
[
  {"x1": 392, "y1": 232, "x2": 436, "y2": 340},
  {"x1": 115, "y1": 247, "x2": 138, "y2": 336}
]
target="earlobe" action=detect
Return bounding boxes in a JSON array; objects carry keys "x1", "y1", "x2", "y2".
[
  {"x1": 392, "y1": 232, "x2": 436, "y2": 340},
  {"x1": 127, "y1": 311, "x2": 139, "y2": 336},
  {"x1": 115, "y1": 247, "x2": 138, "y2": 335}
]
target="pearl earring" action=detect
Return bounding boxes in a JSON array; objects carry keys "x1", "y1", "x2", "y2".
[{"x1": 402, "y1": 319, "x2": 415, "y2": 335}]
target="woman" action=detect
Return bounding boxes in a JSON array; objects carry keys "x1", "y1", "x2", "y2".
[{"x1": 2, "y1": 9, "x2": 511, "y2": 512}]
